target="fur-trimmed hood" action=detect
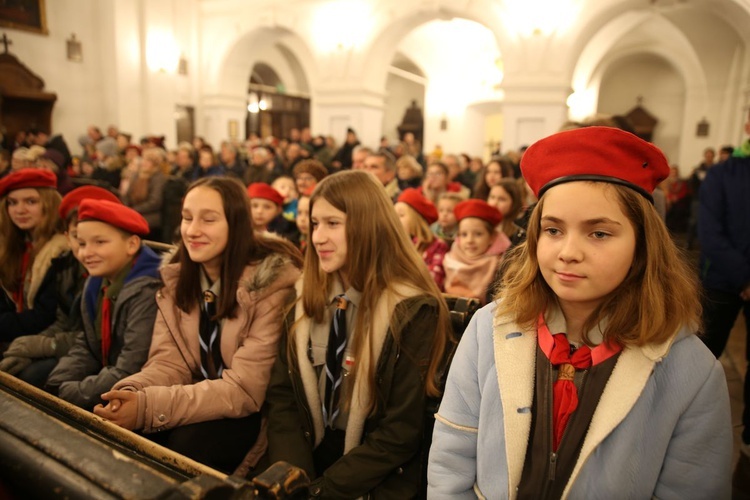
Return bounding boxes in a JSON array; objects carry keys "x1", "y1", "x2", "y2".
[
  {"x1": 27, "y1": 233, "x2": 70, "y2": 306},
  {"x1": 429, "y1": 301, "x2": 731, "y2": 499},
  {"x1": 159, "y1": 250, "x2": 300, "y2": 306},
  {"x1": 292, "y1": 275, "x2": 427, "y2": 453},
  {"x1": 113, "y1": 249, "x2": 300, "y2": 435}
]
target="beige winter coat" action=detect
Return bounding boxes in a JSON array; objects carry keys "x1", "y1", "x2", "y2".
[{"x1": 113, "y1": 252, "x2": 299, "y2": 433}]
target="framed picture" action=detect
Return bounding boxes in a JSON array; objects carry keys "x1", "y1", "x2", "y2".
[{"x1": 0, "y1": 0, "x2": 48, "y2": 35}]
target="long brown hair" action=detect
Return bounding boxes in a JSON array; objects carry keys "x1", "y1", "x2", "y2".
[
  {"x1": 296, "y1": 170, "x2": 450, "y2": 407},
  {"x1": 172, "y1": 176, "x2": 302, "y2": 319},
  {"x1": 492, "y1": 179, "x2": 523, "y2": 238},
  {"x1": 473, "y1": 157, "x2": 513, "y2": 200},
  {"x1": 496, "y1": 182, "x2": 700, "y2": 346},
  {"x1": 0, "y1": 187, "x2": 63, "y2": 291}
]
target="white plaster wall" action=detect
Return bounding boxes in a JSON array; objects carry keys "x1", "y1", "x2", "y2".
[
  {"x1": 597, "y1": 54, "x2": 686, "y2": 168},
  {"x1": 501, "y1": 100, "x2": 569, "y2": 150},
  {"x1": 314, "y1": 103, "x2": 385, "y2": 147},
  {"x1": 249, "y1": 44, "x2": 308, "y2": 96},
  {"x1": 382, "y1": 72, "x2": 425, "y2": 145},
  {"x1": 4, "y1": 0, "x2": 104, "y2": 154},
  {"x1": 396, "y1": 19, "x2": 503, "y2": 155},
  {"x1": 5, "y1": 0, "x2": 749, "y2": 162},
  {"x1": 3, "y1": 0, "x2": 201, "y2": 153},
  {"x1": 138, "y1": 0, "x2": 199, "y2": 149}
]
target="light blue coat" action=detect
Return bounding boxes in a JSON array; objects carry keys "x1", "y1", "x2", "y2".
[{"x1": 428, "y1": 302, "x2": 732, "y2": 499}]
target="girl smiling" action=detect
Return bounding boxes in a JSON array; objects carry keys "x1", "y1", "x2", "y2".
[
  {"x1": 265, "y1": 170, "x2": 450, "y2": 498},
  {"x1": 95, "y1": 177, "x2": 301, "y2": 473}
]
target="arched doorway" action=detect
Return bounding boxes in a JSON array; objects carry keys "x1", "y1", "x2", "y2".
[
  {"x1": 383, "y1": 52, "x2": 426, "y2": 146},
  {"x1": 201, "y1": 24, "x2": 315, "y2": 148},
  {"x1": 393, "y1": 18, "x2": 503, "y2": 156},
  {"x1": 246, "y1": 61, "x2": 311, "y2": 140}
]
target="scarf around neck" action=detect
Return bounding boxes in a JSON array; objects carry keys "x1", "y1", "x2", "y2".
[{"x1": 443, "y1": 232, "x2": 510, "y2": 302}]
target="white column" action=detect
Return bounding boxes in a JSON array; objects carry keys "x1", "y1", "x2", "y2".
[
  {"x1": 500, "y1": 84, "x2": 570, "y2": 149},
  {"x1": 98, "y1": 0, "x2": 189, "y2": 149},
  {"x1": 200, "y1": 95, "x2": 247, "y2": 149},
  {"x1": 311, "y1": 87, "x2": 386, "y2": 148}
]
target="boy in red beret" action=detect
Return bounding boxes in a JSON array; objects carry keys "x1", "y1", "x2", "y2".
[
  {"x1": 247, "y1": 182, "x2": 284, "y2": 233},
  {"x1": 0, "y1": 187, "x2": 122, "y2": 388},
  {"x1": 442, "y1": 199, "x2": 511, "y2": 302},
  {"x1": 45, "y1": 199, "x2": 162, "y2": 410}
]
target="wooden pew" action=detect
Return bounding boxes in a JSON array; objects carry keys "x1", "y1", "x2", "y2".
[{"x1": 0, "y1": 372, "x2": 308, "y2": 499}]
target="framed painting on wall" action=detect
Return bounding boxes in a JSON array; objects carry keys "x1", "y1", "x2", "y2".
[{"x1": 0, "y1": 0, "x2": 48, "y2": 35}]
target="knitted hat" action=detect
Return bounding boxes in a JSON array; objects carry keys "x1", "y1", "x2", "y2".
[{"x1": 293, "y1": 159, "x2": 328, "y2": 182}]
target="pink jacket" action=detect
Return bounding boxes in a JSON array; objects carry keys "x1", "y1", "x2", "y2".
[{"x1": 113, "y1": 252, "x2": 300, "y2": 433}]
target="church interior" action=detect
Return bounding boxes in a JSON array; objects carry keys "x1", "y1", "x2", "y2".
[
  {"x1": 0, "y1": 0, "x2": 748, "y2": 494},
  {"x1": 1, "y1": 0, "x2": 749, "y2": 173}
]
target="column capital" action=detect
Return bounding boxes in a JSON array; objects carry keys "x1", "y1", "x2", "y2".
[
  {"x1": 201, "y1": 94, "x2": 247, "y2": 109},
  {"x1": 500, "y1": 80, "x2": 571, "y2": 105},
  {"x1": 313, "y1": 86, "x2": 387, "y2": 110}
]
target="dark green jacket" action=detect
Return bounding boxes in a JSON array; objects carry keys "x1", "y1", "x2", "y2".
[{"x1": 266, "y1": 294, "x2": 439, "y2": 499}]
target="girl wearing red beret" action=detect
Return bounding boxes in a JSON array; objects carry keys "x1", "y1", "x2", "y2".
[
  {"x1": 443, "y1": 199, "x2": 511, "y2": 303},
  {"x1": 95, "y1": 177, "x2": 302, "y2": 474},
  {"x1": 395, "y1": 188, "x2": 449, "y2": 291},
  {"x1": 0, "y1": 169, "x2": 68, "y2": 344},
  {"x1": 429, "y1": 127, "x2": 732, "y2": 498},
  {"x1": 265, "y1": 170, "x2": 451, "y2": 497}
]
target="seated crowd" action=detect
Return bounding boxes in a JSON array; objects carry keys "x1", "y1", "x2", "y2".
[{"x1": 0, "y1": 118, "x2": 735, "y2": 497}]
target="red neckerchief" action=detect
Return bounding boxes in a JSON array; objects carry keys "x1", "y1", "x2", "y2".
[
  {"x1": 100, "y1": 253, "x2": 138, "y2": 366},
  {"x1": 537, "y1": 314, "x2": 622, "y2": 450},
  {"x1": 13, "y1": 242, "x2": 33, "y2": 312},
  {"x1": 101, "y1": 285, "x2": 112, "y2": 365}
]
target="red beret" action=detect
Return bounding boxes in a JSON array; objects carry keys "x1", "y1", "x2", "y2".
[
  {"x1": 59, "y1": 186, "x2": 122, "y2": 221},
  {"x1": 455, "y1": 199, "x2": 503, "y2": 227},
  {"x1": 0, "y1": 169, "x2": 57, "y2": 197},
  {"x1": 77, "y1": 199, "x2": 149, "y2": 236},
  {"x1": 398, "y1": 188, "x2": 438, "y2": 224},
  {"x1": 247, "y1": 183, "x2": 284, "y2": 206},
  {"x1": 521, "y1": 126, "x2": 669, "y2": 201}
]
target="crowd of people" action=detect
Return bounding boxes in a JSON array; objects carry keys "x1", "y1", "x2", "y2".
[{"x1": 0, "y1": 111, "x2": 745, "y2": 497}]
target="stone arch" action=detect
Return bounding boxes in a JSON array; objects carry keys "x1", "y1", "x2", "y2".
[
  {"x1": 197, "y1": 13, "x2": 318, "y2": 147},
  {"x1": 203, "y1": 23, "x2": 317, "y2": 101},
  {"x1": 568, "y1": 12, "x2": 708, "y2": 120},
  {"x1": 251, "y1": 63, "x2": 283, "y2": 87},
  {"x1": 358, "y1": 0, "x2": 511, "y2": 92}
]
